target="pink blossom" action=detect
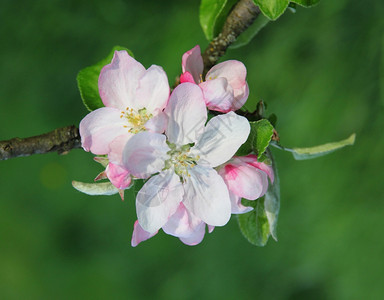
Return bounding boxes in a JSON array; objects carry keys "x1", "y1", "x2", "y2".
[
  {"x1": 123, "y1": 83, "x2": 250, "y2": 237},
  {"x1": 218, "y1": 155, "x2": 274, "y2": 214},
  {"x1": 79, "y1": 50, "x2": 169, "y2": 189},
  {"x1": 180, "y1": 45, "x2": 249, "y2": 113}
]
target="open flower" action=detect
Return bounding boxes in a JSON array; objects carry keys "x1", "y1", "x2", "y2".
[
  {"x1": 79, "y1": 50, "x2": 169, "y2": 189},
  {"x1": 218, "y1": 155, "x2": 274, "y2": 214},
  {"x1": 180, "y1": 45, "x2": 249, "y2": 113},
  {"x1": 123, "y1": 83, "x2": 250, "y2": 235}
]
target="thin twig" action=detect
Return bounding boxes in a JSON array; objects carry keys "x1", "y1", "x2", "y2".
[
  {"x1": 0, "y1": 126, "x2": 81, "y2": 160},
  {"x1": 201, "y1": 0, "x2": 260, "y2": 75}
]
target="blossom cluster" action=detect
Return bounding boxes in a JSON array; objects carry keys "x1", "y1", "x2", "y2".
[{"x1": 78, "y1": 45, "x2": 274, "y2": 246}]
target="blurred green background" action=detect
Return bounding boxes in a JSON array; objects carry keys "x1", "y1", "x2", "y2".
[{"x1": 0, "y1": 0, "x2": 383, "y2": 299}]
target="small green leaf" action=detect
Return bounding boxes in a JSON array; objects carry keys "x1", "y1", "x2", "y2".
[
  {"x1": 236, "y1": 119, "x2": 274, "y2": 157},
  {"x1": 254, "y1": 0, "x2": 289, "y2": 20},
  {"x1": 264, "y1": 150, "x2": 279, "y2": 240},
  {"x1": 199, "y1": 0, "x2": 238, "y2": 40},
  {"x1": 229, "y1": 13, "x2": 269, "y2": 49},
  {"x1": 72, "y1": 181, "x2": 119, "y2": 196},
  {"x1": 238, "y1": 197, "x2": 270, "y2": 246},
  {"x1": 290, "y1": 133, "x2": 356, "y2": 160},
  {"x1": 290, "y1": 0, "x2": 320, "y2": 7},
  {"x1": 77, "y1": 46, "x2": 133, "y2": 111}
]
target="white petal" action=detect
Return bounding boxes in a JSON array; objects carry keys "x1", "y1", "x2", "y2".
[
  {"x1": 99, "y1": 50, "x2": 146, "y2": 110},
  {"x1": 79, "y1": 107, "x2": 130, "y2": 155},
  {"x1": 165, "y1": 83, "x2": 207, "y2": 145},
  {"x1": 144, "y1": 111, "x2": 168, "y2": 133},
  {"x1": 179, "y1": 224, "x2": 206, "y2": 246},
  {"x1": 122, "y1": 132, "x2": 169, "y2": 179},
  {"x1": 192, "y1": 112, "x2": 250, "y2": 167},
  {"x1": 229, "y1": 192, "x2": 253, "y2": 214},
  {"x1": 199, "y1": 78, "x2": 234, "y2": 113},
  {"x1": 134, "y1": 65, "x2": 170, "y2": 113},
  {"x1": 183, "y1": 165, "x2": 231, "y2": 226},
  {"x1": 163, "y1": 203, "x2": 204, "y2": 238},
  {"x1": 136, "y1": 170, "x2": 184, "y2": 233}
]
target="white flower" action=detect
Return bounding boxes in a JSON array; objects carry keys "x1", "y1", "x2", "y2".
[{"x1": 122, "y1": 83, "x2": 250, "y2": 234}]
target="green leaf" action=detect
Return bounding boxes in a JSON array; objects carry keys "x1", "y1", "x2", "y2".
[
  {"x1": 72, "y1": 181, "x2": 119, "y2": 196},
  {"x1": 77, "y1": 46, "x2": 133, "y2": 111},
  {"x1": 238, "y1": 197, "x2": 270, "y2": 246},
  {"x1": 264, "y1": 150, "x2": 279, "y2": 240},
  {"x1": 229, "y1": 13, "x2": 269, "y2": 49},
  {"x1": 253, "y1": 0, "x2": 289, "y2": 20},
  {"x1": 290, "y1": 0, "x2": 320, "y2": 7},
  {"x1": 290, "y1": 133, "x2": 356, "y2": 160},
  {"x1": 199, "y1": 0, "x2": 238, "y2": 40},
  {"x1": 236, "y1": 119, "x2": 274, "y2": 156}
]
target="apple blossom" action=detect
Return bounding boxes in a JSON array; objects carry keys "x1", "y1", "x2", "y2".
[
  {"x1": 79, "y1": 50, "x2": 169, "y2": 189},
  {"x1": 122, "y1": 82, "x2": 250, "y2": 237},
  {"x1": 218, "y1": 155, "x2": 274, "y2": 214},
  {"x1": 180, "y1": 45, "x2": 249, "y2": 113}
]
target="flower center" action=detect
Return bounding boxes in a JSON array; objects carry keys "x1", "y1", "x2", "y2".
[
  {"x1": 164, "y1": 143, "x2": 200, "y2": 179},
  {"x1": 120, "y1": 107, "x2": 153, "y2": 134}
]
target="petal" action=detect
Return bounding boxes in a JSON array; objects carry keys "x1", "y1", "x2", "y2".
[
  {"x1": 134, "y1": 65, "x2": 170, "y2": 113},
  {"x1": 199, "y1": 78, "x2": 234, "y2": 113},
  {"x1": 179, "y1": 224, "x2": 206, "y2": 246},
  {"x1": 108, "y1": 133, "x2": 134, "y2": 165},
  {"x1": 237, "y1": 155, "x2": 275, "y2": 183},
  {"x1": 123, "y1": 132, "x2": 169, "y2": 179},
  {"x1": 232, "y1": 82, "x2": 249, "y2": 111},
  {"x1": 183, "y1": 165, "x2": 231, "y2": 226},
  {"x1": 99, "y1": 50, "x2": 146, "y2": 109},
  {"x1": 163, "y1": 203, "x2": 204, "y2": 238},
  {"x1": 79, "y1": 107, "x2": 130, "y2": 155},
  {"x1": 144, "y1": 111, "x2": 168, "y2": 133},
  {"x1": 165, "y1": 83, "x2": 207, "y2": 145},
  {"x1": 192, "y1": 112, "x2": 250, "y2": 167},
  {"x1": 229, "y1": 192, "x2": 253, "y2": 214},
  {"x1": 206, "y1": 60, "x2": 247, "y2": 90},
  {"x1": 105, "y1": 162, "x2": 132, "y2": 190},
  {"x1": 219, "y1": 162, "x2": 269, "y2": 200},
  {"x1": 180, "y1": 71, "x2": 196, "y2": 84},
  {"x1": 181, "y1": 45, "x2": 203, "y2": 84},
  {"x1": 131, "y1": 220, "x2": 158, "y2": 247},
  {"x1": 136, "y1": 170, "x2": 184, "y2": 233}
]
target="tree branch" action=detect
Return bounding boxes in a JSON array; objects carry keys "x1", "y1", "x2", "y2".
[
  {"x1": 202, "y1": 0, "x2": 260, "y2": 75},
  {"x1": 0, "y1": 125, "x2": 81, "y2": 160}
]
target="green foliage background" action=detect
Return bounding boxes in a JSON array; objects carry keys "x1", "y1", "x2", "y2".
[{"x1": 0, "y1": 0, "x2": 383, "y2": 299}]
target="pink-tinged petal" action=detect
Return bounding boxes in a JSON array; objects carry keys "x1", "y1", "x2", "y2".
[
  {"x1": 165, "y1": 83, "x2": 207, "y2": 145},
  {"x1": 79, "y1": 107, "x2": 130, "y2": 155},
  {"x1": 206, "y1": 60, "x2": 248, "y2": 110},
  {"x1": 199, "y1": 78, "x2": 234, "y2": 113},
  {"x1": 99, "y1": 50, "x2": 146, "y2": 110},
  {"x1": 181, "y1": 45, "x2": 203, "y2": 84},
  {"x1": 237, "y1": 155, "x2": 274, "y2": 183},
  {"x1": 183, "y1": 165, "x2": 231, "y2": 226},
  {"x1": 123, "y1": 132, "x2": 169, "y2": 179},
  {"x1": 105, "y1": 162, "x2": 132, "y2": 190},
  {"x1": 163, "y1": 203, "x2": 204, "y2": 238},
  {"x1": 229, "y1": 191, "x2": 254, "y2": 214},
  {"x1": 219, "y1": 162, "x2": 269, "y2": 200},
  {"x1": 131, "y1": 220, "x2": 158, "y2": 247},
  {"x1": 144, "y1": 111, "x2": 168, "y2": 133},
  {"x1": 108, "y1": 133, "x2": 133, "y2": 166},
  {"x1": 180, "y1": 71, "x2": 195, "y2": 84},
  {"x1": 208, "y1": 225, "x2": 215, "y2": 233},
  {"x1": 232, "y1": 82, "x2": 249, "y2": 111},
  {"x1": 179, "y1": 223, "x2": 206, "y2": 246},
  {"x1": 136, "y1": 170, "x2": 184, "y2": 233},
  {"x1": 134, "y1": 65, "x2": 170, "y2": 113},
  {"x1": 192, "y1": 112, "x2": 250, "y2": 167},
  {"x1": 206, "y1": 60, "x2": 247, "y2": 90}
]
